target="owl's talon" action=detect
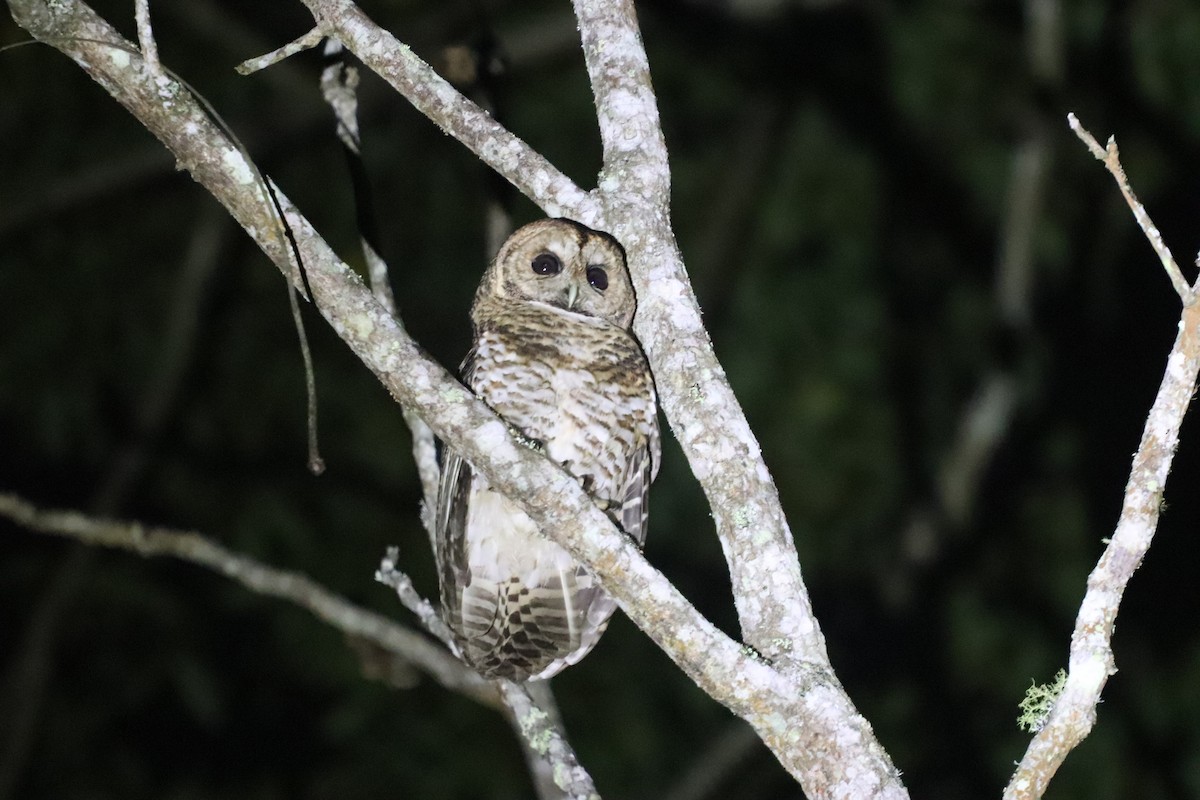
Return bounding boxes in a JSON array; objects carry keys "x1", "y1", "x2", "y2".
[
  {"x1": 508, "y1": 425, "x2": 544, "y2": 452},
  {"x1": 738, "y1": 643, "x2": 774, "y2": 666}
]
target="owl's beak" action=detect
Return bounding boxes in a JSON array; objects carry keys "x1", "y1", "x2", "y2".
[{"x1": 565, "y1": 281, "x2": 580, "y2": 310}]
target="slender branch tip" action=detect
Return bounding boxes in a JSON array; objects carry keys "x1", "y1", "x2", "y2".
[{"x1": 236, "y1": 27, "x2": 326, "y2": 75}]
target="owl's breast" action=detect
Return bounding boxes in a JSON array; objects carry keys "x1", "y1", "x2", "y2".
[{"x1": 470, "y1": 315, "x2": 652, "y2": 499}]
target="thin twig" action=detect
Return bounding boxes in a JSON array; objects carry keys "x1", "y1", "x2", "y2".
[
  {"x1": 1067, "y1": 113, "x2": 1194, "y2": 303},
  {"x1": 0, "y1": 493, "x2": 497, "y2": 707},
  {"x1": 375, "y1": 548, "x2": 455, "y2": 648},
  {"x1": 235, "y1": 25, "x2": 325, "y2": 75},
  {"x1": 133, "y1": 0, "x2": 159, "y2": 75}
]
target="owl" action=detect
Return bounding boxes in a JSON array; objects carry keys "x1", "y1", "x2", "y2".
[{"x1": 434, "y1": 218, "x2": 660, "y2": 682}]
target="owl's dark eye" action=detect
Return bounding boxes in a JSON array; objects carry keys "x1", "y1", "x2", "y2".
[
  {"x1": 586, "y1": 265, "x2": 609, "y2": 291},
  {"x1": 531, "y1": 253, "x2": 562, "y2": 275}
]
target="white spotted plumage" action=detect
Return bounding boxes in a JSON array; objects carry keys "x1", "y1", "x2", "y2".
[{"x1": 435, "y1": 219, "x2": 659, "y2": 681}]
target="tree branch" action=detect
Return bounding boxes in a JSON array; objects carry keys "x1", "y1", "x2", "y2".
[
  {"x1": 1067, "y1": 113, "x2": 1194, "y2": 303},
  {"x1": 565, "y1": 0, "x2": 822, "y2": 665},
  {"x1": 1003, "y1": 115, "x2": 1200, "y2": 799},
  {"x1": 571, "y1": 0, "x2": 669, "y2": 198},
  {"x1": 499, "y1": 682, "x2": 600, "y2": 800},
  {"x1": 294, "y1": 0, "x2": 599, "y2": 222},
  {"x1": 0, "y1": 492, "x2": 497, "y2": 707}
]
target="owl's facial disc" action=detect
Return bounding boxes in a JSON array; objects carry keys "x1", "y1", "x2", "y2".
[{"x1": 478, "y1": 219, "x2": 635, "y2": 329}]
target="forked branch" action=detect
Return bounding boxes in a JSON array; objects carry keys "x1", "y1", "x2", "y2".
[{"x1": 1004, "y1": 115, "x2": 1200, "y2": 799}]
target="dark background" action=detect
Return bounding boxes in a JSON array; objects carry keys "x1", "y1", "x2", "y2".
[{"x1": 4, "y1": 1, "x2": 1200, "y2": 797}]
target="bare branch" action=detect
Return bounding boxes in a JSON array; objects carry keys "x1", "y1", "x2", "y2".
[
  {"x1": 571, "y1": 0, "x2": 669, "y2": 196},
  {"x1": 1006, "y1": 301, "x2": 1200, "y2": 796},
  {"x1": 569, "y1": 0, "x2": 822, "y2": 668},
  {"x1": 499, "y1": 682, "x2": 600, "y2": 800},
  {"x1": 0, "y1": 492, "x2": 497, "y2": 706},
  {"x1": 1004, "y1": 119, "x2": 1200, "y2": 799},
  {"x1": 376, "y1": 548, "x2": 455, "y2": 649},
  {"x1": 296, "y1": 0, "x2": 599, "y2": 222},
  {"x1": 235, "y1": 25, "x2": 324, "y2": 75},
  {"x1": 133, "y1": 0, "x2": 159, "y2": 75},
  {"x1": 1067, "y1": 113, "x2": 1194, "y2": 303}
]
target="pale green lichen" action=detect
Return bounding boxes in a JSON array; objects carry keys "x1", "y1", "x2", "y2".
[
  {"x1": 1017, "y1": 669, "x2": 1067, "y2": 733},
  {"x1": 518, "y1": 706, "x2": 552, "y2": 754}
]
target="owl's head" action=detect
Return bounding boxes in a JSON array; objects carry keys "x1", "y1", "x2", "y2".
[{"x1": 474, "y1": 219, "x2": 636, "y2": 329}]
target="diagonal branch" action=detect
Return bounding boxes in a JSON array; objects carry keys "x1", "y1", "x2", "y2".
[
  {"x1": 0, "y1": 493, "x2": 497, "y2": 706},
  {"x1": 296, "y1": 0, "x2": 600, "y2": 223},
  {"x1": 1004, "y1": 115, "x2": 1200, "y2": 799},
  {"x1": 568, "y1": 0, "x2": 820, "y2": 670},
  {"x1": 1004, "y1": 299, "x2": 1200, "y2": 798},
  {"x1": 1067, "y1": 113, "x2": 1193, "y2": 303}
]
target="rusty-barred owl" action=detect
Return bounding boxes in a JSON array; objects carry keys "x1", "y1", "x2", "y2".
[{"x1": 435, "y1": 218, "x2": 660, "y2": 681}]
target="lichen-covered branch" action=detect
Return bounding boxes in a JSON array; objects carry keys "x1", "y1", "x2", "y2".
[
  {"x1": 0, "y1": 492, "x2": 496, "y2": 706},
  {"x1": 1005, "y1": 301, "x2": 1200, "y2": 798},
  {"x1": 568, "y1": 0, "x2": 822, "y2": 666},
  {"x1": 570, "y1": 0, "x2": 669, "y2": 201},
  {"x1": 499, "y1": 682, "x2": 599, "y2": 800},
  {"x1": 1003, "y1": 117, "x2": 1200, "y2": 799}
]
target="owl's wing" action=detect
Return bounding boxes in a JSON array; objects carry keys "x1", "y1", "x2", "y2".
[
  {"x1": 618, "y1": 418, "x2": 659, "y2": 547},
  {"x1": 433, "y1": 351, "x2": 480, "y2": 644}
]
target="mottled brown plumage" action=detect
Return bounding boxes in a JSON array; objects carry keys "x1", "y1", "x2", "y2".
[{"x1": 435, "y1": 219, "x2": 660, "y2": 681}]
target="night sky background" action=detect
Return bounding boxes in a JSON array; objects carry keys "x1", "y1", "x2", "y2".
[{"x1": 5, "y1": 1, "x2": 1200, "y2": 798}]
